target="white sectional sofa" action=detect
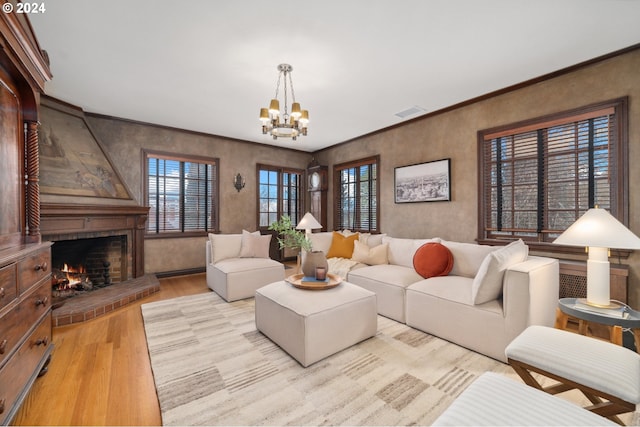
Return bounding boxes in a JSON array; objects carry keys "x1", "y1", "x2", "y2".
[{"x1": 308, "y1": 231, "x2": 559, "y2": 362}]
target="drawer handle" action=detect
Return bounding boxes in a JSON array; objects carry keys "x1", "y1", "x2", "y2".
[
  {"x1": 35, "y1": 262, "x2": 48, "y2": 272},
  {"x1": 0, "y1": 339, "x2": 6, "y2": 354},
  {"x1": 0, "y1": 287, "x2": 4, "y2": 298},
  {"x1": 35, "y1": 337, "x2": 49, "y2": 347},
  {"x1": 35, "y1": 296, "x2": 49, "y2": 307}
]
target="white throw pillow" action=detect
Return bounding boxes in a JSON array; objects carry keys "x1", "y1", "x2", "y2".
[
  {"x1": 239, "y1": 230, "x2": 271, "y2": 258},
  {"x1": 209, "y1": 233, "x2": 243, "y2": 264},
  {"x1": 471, "y1": 239, "x2": 529, "y2": 304},
  {"x1": 441, "y1": 240, "x2": 497, "y2": 278},
  {"x1": 351, "y1": 240, "x2": 389, "y2": 265}
]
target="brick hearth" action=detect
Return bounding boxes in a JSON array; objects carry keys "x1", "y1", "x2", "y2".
[{"x1": 52, "y1": 274, "x2": 160, "y2": 327}]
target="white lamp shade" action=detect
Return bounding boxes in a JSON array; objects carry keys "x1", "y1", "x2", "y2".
[
  {"x1": 296, "y1": 212, "x2": 322, "y2": 231},
  {"x1": 553, "y1": 208, "x2": 640, "y2": 249}
]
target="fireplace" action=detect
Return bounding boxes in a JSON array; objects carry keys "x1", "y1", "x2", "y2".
[{"x1": 39, "y1": 203, "x2": 159, "y2": 325}]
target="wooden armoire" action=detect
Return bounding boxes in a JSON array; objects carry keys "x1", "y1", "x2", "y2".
[{"x1": 0, "y1": 6, "x2": 53, "y2": 425}]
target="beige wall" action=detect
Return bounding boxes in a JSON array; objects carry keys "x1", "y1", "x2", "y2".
[
  {"x1": 81, "y1": 48, "x2": 640, "y2": 307},
  {"x1": 314, "y1": 49, "x2": 640, "y2": 308},
  {"x1": 86, "y1": 117, "x2": 311, "y2": 274}
]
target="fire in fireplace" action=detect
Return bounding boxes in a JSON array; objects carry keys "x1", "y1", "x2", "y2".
[
  {"x1": 51, "y1": 236, "x2": 126, "y2": 299},
  {"x1": 52, "y1": 263, "x2": 93, "y2": 298}
]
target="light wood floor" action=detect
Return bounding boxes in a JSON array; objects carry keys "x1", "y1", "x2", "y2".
[{"x1": 12, "y1": 273, "x2": 209, "y2": 426}]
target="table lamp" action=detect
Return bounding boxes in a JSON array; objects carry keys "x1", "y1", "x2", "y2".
[
  {"x1": 553, "y1": 207, "x2": 640, "y2": 308},
  {"x1": 296, "y1": 212, "x2": 323, "y2": 239}
]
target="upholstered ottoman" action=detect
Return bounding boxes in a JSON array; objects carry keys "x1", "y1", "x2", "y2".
[
  {"x1": 255, "y1": 280, "x2": 377, "y2": 367},
  {"x1": 505, "y1": 325, "x2": 640, "y2": 423},
  {"x1": 432, "y1": 372, "x2": 616, "y2": 426}
]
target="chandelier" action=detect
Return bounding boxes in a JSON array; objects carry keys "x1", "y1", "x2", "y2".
[{"x1": 259, "y1": 63, "x2": 309, "y2": 140}]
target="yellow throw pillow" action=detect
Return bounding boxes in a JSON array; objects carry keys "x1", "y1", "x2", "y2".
[{"x1": 326, "y1": 231, "x2": 359, "y2": 259}]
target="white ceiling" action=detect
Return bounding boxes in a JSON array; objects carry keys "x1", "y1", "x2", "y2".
[{"x1": 29, "y1": 0, "x2": 640, "y2": 153}]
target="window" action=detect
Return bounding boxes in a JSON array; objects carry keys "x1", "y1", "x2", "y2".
[
  {"x1": 257, "y1": 165, "x2": 303, "y2": 228},
  {"x1": 334, "y1": 156, "x2": 379, "y2": 232},
  {"x1": 478, "y1": 98, "x2": 628, "y2": 248},
  {"x1": 145, "y1": 151, "x2": 219, "y2": 235}
]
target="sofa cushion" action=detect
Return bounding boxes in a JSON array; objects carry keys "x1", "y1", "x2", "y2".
[
  {"x1": 413, "y1": 242, "x2": 454, "y2": 278},
  {"x1": 327, "y1": 231, "x2": 360, "y2": 258},
  {"x1": 408, "y1": 275, "x2": 474, "y2": 306},
  {"x1": 209, "y1": 233, "x2": 243, "y2": 264},
  {"x1": 214, "y1": 256, "x2": 283, "y2": 273},
  {"x1": 471, "y1": 239, "x2": 529, "y2": 304},
  {"x1": 239, "y1": 230, "x2": 271, "y2": 258},
  {"x1": 383, "y1": 236, "x2": 439, "y2": 268},
  {"x1": 351, "y1": 240, "x2": 389, "y2": 265},
  {"x1": 441, "y1": 240, "x2": 496, "y2": 278},
  {"x1": 309, "y1": 231, "x2": 334, "y2": 254}
]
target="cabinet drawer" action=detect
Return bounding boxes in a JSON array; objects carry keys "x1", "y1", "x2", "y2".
[
  {"x1": 0, "y1": 281, "x2": 50, "y2": 367},
  {"x1": 18, "y1": 248, "x2": 51, "y2": 294},
  {"x1": 0, "y1": 264, "x2": 17, "y2": 311},
  {"x1": 0, "y1": 314, "x2": 51, "y2": 425}
]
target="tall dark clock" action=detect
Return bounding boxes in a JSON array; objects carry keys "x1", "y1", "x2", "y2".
[{"x1": 307, "y1": 160, "x2": 327, "y2": 231}]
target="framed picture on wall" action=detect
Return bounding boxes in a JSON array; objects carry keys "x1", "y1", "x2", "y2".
[{"x1": 395, "y1": 158, "x2": 451, "y2": 203}]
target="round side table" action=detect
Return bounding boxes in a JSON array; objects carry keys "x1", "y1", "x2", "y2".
[{"x1": 555, "y1": 297, "x2": 640, "y2": 353}]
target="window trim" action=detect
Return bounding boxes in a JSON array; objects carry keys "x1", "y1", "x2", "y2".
[
  {"x1": 143, "y1": 149, "x2": 219, "y2": 238},
  {"x1": 477, "y1": 98, "x2": 629, "y2": 256},
  {"x1": 333, "y1": 155, "x2": 380, "y2": 233}
]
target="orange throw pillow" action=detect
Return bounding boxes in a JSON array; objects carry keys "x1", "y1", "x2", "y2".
[
  {"x1": 413, "y1": 242, "x2": 454, "y2": 278},
  {"x1": 326, "y1": 231, "x2": 360, "y2": 259}
]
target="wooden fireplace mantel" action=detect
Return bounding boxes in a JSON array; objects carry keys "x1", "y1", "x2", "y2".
[{"x1": 40, "y1": 203, "x2": 149, "y2": 278}]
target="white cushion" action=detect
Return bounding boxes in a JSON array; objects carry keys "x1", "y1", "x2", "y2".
[
  {"x1": 239, "y1": 230, "x2": 271, "y2": 258},
  {"x1": 359, "y1": 233, "x2": 386, "y2": 247},
  {"x1": 382, "y1": 236, "x2": 438, "y2": 268},
  {"x1": 351, "y1": 241, "x2": 389, "y2": 265},
  {"x1": 309, "y1": 232, "x2": 334, "y2": 254},
  {"x1": 471, "y1": 239, "x2": 528, "y2": 304},
  {"x1": 441, "y1": 240, "x2": 496, "y2": 278},
  {"x1": 506, "y1": 325, "x2": 640, "y2": 404},
  {"x1": 433, "y1": 372, "x2": 617, "y2": 426},
  {"x1": 209, "y1": 233, "x2": 243, "y2": 264}
]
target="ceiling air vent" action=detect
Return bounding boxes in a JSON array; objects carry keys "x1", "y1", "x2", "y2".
[{"x1": 395, "y1": 106, "x2": 426, "y2": 119}]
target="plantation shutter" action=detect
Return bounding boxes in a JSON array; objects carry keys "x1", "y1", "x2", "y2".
[
  {"x1": 146, "y1": 152, "x2": 218, "y2": 234},
  {"x1": 335, "y1": 156, "x2": 379, "y2": 232},
  {"x1": 481, "y1": 104, "x2": 620, "y2": 243}
]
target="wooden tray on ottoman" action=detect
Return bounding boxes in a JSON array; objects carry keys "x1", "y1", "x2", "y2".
[{"x1": 285, "y1": 273, "x2": 342, "y2": 290}]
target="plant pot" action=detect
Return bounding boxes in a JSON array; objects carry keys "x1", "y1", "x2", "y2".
[{"x1": 301, "y1": 250, "x2": 328, "y2": 278}]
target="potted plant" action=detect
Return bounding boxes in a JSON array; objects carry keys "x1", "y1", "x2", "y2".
[{"x1": 269, "y1": 215, "x2": 327, "y2": 277}]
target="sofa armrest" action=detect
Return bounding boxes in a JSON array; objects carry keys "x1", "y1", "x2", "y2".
[{"x1": 503, "y1": 256, "x2": 559, "y2": 333}]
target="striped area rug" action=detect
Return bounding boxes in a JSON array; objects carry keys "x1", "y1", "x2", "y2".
[{"x1": 141, "y1": 291, "x2": 514, "y2": 426}]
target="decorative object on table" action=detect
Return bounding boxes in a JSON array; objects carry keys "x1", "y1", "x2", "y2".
[
  {"x1": 296, "y1": 212, "x2": 328, "y2": 277},
  {"x1": 259, "y1": 63, "x2": 309, "y2": 140},
  {"x1": 268, "y1": 214, "x2": 312, "y2": 273},
  {"x1": 233, "y1": 172, "x2": 245, "y2": 192},
  {"x1": 315, "y1": 266, "x2": 327, "y2": 281},
  {"x1": 395, "y1": 158, "x2": 451, "y2": 203},
  {"x1": 553, "y1": 207, "x2": 640, "y2": 308},
  {"x1": 285, "y1": 273, "x2": 342, "y2": 290}
]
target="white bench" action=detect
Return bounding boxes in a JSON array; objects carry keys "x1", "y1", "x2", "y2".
[
  {"x1": 255, "y1": 280, "x2": 377, "y2": 367},
  {"x1": 505, "y1": 325, "x2": 640, "y2": 424},
  {"x1": 433, "y1": 372, "x2": 617, "y2": 426}
]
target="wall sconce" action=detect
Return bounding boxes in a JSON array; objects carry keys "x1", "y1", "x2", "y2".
[{"x1": 233, "y1": 173, "x2": 245, "y2": 192}]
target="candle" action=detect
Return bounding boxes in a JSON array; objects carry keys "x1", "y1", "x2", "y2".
[{"x1": 315, "y1": 266, "x2": 327, "y2": 281}]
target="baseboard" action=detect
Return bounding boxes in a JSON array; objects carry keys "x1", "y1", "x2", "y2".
[{"x1": 154, "y1": 267, "x2": 205, "y2": 278}]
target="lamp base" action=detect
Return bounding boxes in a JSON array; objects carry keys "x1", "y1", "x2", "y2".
[{"x1": 577, "y1": 298, "x2": 622, "y2": 310}]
